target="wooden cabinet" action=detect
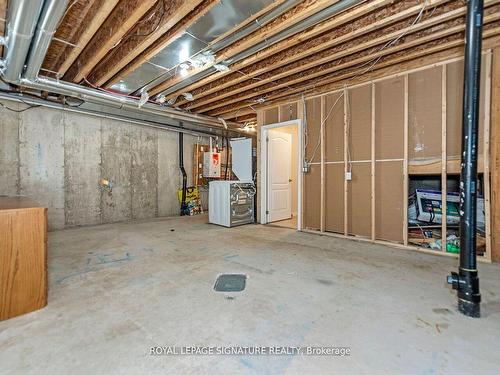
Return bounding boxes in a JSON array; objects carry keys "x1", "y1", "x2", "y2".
[{"x1": 0, "y1": 197, "x2": 47, "y2": 320}]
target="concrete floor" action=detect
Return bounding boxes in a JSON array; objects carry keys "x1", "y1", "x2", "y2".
[{"x1": 1, "y1": 215, "x2": 500, "y2": 374}]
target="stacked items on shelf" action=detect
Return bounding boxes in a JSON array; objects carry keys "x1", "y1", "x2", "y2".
[{"x1": 407, "y1": 188, "x2": 486, "y2": 255}]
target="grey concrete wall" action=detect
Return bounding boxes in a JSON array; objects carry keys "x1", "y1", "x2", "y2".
[
  {"x1": 19, "y1": 106, "x2": 65, "y2": 229},
  {"x1": 0, "y1": 99, "x2": 196, "y2": 230},
  {"x1": 0, "y1": 101, "x2": 20, "y2": 196}
]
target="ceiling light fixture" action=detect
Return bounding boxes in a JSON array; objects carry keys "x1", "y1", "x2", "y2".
[
  {"x1": 182, "y1": 92, "x2": 194, "y2": 101},
  {"x1": 214, "y1": 64, "x2": 230, "y2": 72},
  {"x1": 138, "y1": 91, "x2": 149, "y2": 107}
]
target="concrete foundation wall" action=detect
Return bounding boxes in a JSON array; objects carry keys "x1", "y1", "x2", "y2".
[{"x1": 0, "y1": 99, "x2": 197, "y2": 230}]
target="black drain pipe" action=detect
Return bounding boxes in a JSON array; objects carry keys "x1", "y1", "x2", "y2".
[
  {"x1": 447, "y1": 0, "x2": 484, "y2": 318},
  {"x1": 179, "y1": 131, "x2": 188, "y2": 216}
]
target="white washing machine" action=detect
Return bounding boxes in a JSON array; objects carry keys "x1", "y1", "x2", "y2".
[{"x1": 209, "y1": 138, "x2": 255, "y2": 227}]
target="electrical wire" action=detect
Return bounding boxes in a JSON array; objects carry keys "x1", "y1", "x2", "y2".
[
  {"x1": 307, "y1": 91, "x2": 344, "y2": 163},
  {"x1": 110, "y1": 0, "x2": 167, "y2": 50},
  {"x1": 0, "y1": 88, "x2": 43, "y2": 112},
  {"x1": 304, "y1": 0, "x2": 430, "y2": 166},
  {"x1": 0, "y1": 101, "x2": 41, "y2": 112}
]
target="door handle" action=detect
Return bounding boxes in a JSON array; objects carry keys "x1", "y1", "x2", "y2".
[{"x1": 288, "y1": 179, "x2": 292, "y2": 182}]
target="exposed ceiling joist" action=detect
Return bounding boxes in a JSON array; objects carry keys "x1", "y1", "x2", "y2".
[
  {"x1": 103, "y1": 0, "x2": 289, "y2": 90},
  {"x1": 148, "y1": 0, "x2": 346, "y2": 97},
  {"x1": 220, "y1": 30, "x2": 500, "y2": 121},
  {"x1": 45, "y1": 0, "x2": 120, "y2": 76},
  {"x1": 183, "y1": 0, "x2": 459, "y2": 111},
  {"x1": 172, "y1": 0, "x2": 398, "y2": 106},
  {"x1": 202, "y1": 10, "x2": 500, "y2": 117},
  {"x1": 0, "y1": 0, "x2": 7, "y2": 55},
  {"x1": 87, "y1": 0, "x2": 213, "y2": 87},
  {"x1": 195, "y1": 1, "x2": 498, "y2": 114},
  {"x1": 64, "y1": 0, "x2": 158, "y2": 83}
]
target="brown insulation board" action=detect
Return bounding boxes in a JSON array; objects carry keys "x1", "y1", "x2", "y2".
[
  {"x1": 324, "y1": 92, "x2": 344, "y2": 162},
  {"x1": 347, "y1": 163, "x2": 371, "y2": 237},
  {"x1": 375, "y1": 161, "x2": 404, "y2": 243},
  {"x1": 304, "y1": 164, "x2": 321, "y2": 230},
  {"x1": 305, "y1": 97, "x2": 321, "y2": 162},
  {"x1": 408, "y1": 67, "x2": 442, "y2": 161},
  {"x1": 375, "y1": 77, "x2": 404, "y2": 159},
  {"x1": 263, "y1": 107, "x2": 279, "y2": 125},
  {"x1": 279, "y1": 102, "x2": 298, "y2": 122},
  {"x1": 325, "y1": 163, "x2": 344, "y2": 233},
  {"x1": 348, "y1": 84, "x2": 371, "y2": 161},
  {"x1": 446, "y1": 60, "x2": 486, "y2": 159}
]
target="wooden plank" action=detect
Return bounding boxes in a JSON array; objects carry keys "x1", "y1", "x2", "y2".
[
  {"x1": 320, "y1": 96, "x2": 325, "y2": 232},
  {"x1": 149, "y1": 0, "x2": 347, "y2": 96},
  {"x1": 44, "y1": 0, "x2": 101, "y2": 73},
  {"x1": 202, "y1": 11, "x2": 500, "y2": 115},
  {"x1": 403, "y1": 75, "x2": 409, "y2": 246},
  {"x1": 174, "y1": 0, "x2": 444, "y2": 106},
  {"x1": 64, "y1": 0, "x2": 157, "y2": 82},
  {"x1": 297, "y1": 99, "x2": 304, "y2": 230},
  {"x1": 371, "y1": 83, "x2": 376, "y2": 241},
  {"x1": 107, "y1": 0, "x2": 284, "y2": 88},
  {"x1": 409, "y1": 156, "x2": 485, "y2": 175},
  {"x1": 491, "y1": 46, "x2": 500, "y2": 262},
  {"x1": 256, "y1": 109, "x2": 264, "y2": 223},
  {"x1": 56, "y1": 1, "x2": 120, "y2": 75},
  {"x1": 188, "y1": 0, "x2": 473, "y2": 111},
  {"x1": 442, "y1": 64, "x2": 448, "y2": 252},
  {"x1": 218, "y1": 26, "x2": 500, "y2": 119},
  {"x1": 343, "y1": 88, "x2": 348, "y2": 235},
  {"x1": 222, "y1": 40, "x2": 500, "y2": 120},
  {"x1": 484, "y1": 51, "x2": 493, "y2": 261},
  {"x1": 0, "y1": 198, "x2": 47, "y2": 321},
  {"x1": 304, "y1": 97, "x2": 321, "y2": 230},
  {"x1": 0, "y1": 0, "x2": 8, "y2": 56},
  {"x1": 92, "y1": 0, "x2": 212, "y2": 87}
]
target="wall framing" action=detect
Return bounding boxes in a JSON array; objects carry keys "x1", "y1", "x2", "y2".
[{"x1": 257, "y1": 49, "x2": 496, "y2": 263}]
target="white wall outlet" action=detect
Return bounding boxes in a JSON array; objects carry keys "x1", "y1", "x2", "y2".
[{"x1": 345, "y1": 171, "x2": 352, "y2": 181}]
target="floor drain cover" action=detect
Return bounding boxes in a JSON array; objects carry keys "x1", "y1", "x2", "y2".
[{"x1": 214, "y1": 274, "x2": 246, "y2": 292}]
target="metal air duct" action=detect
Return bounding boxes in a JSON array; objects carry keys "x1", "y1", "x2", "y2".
[
  {"x1": 0, "y1": 0, "x2": 248, "y2": 134},
  {"x1": 1, "y1": 0, "x2": 44, "y2": 82},
  {"x1": 24, "y1": 0, "x2": 70, "y2": 80}
]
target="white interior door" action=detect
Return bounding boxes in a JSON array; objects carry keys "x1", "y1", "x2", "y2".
[{"x1": 267, "y1": 129, "x2": 292, "y2": 222}]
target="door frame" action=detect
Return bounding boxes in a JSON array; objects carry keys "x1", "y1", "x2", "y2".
[{"x1": 260, "y1": 119, "x2": 303, "y2": 230}]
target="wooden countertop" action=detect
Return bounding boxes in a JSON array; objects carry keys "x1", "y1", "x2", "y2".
[{"x1": 0, "y1": 196, "x2": 44, "y2": 211}]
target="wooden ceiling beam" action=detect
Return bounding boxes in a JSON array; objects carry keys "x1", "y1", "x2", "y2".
[
  {"x1": 54, "y1": 0, "x2": 120, "y2": 76},
  {"x1": 64, "y1": 0, "x2": 158, "y2": 83},
  {"x1": 175, "y1": 0, "x2": 433, "y2": 107},
  {"x1": 148, "y1": 0, "x2": 347, "y2": 97},
  {"x1": 199, "y1": 11, "x2": 500, "y2": 116},
  {"x1": 184, "y1": 0, "x2": 467, "y2": 111},
  {"x1": 211, "y1": 24, "x2": 500, "y2": 118},
  {"x1": 0, "y1": 0, "x2": 7, "y2": 55},
  {"x1": 104, "y1": 0, "x2": 287, "y2": 89},
  {"x1": 227, "y1": 34, "x2": 500, "y2": 120},
  {"x1": 169, "y1": 0, "x2": 429, "y2": 106},
  {"x1": 43, "y1": 0, "x2": 99, "y2": 74},
  {"x1": 88, "y1": 0, "x2": 211, "y2": 87}
]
